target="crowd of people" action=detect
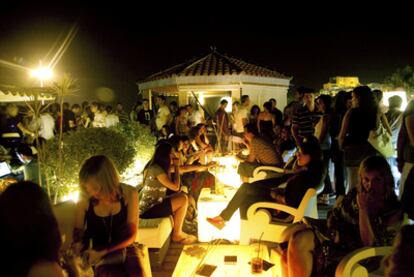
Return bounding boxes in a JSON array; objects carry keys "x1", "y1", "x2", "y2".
[{"x1": 1, "y1": 84, "x2": 414, "y2": 276}]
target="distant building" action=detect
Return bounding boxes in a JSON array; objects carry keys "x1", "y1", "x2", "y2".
[{"x1": 321, "y1": 76, "x2": 360, "y2": 94}]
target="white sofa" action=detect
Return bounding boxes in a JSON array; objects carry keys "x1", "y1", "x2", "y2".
[{"x1": 137, "y1": 216, "x2": 173, "y2": 267}]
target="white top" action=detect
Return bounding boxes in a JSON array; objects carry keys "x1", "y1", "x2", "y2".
[
  {"x1": 235, "y1": 107, "x2": 249, "y2": 133},
  {"x1": 105, "y1": 114, "x2": 120, "y2": 127},
  {"x1": 92, "y1": 112, "x2": 106, "y2": 128},
  {"x1": 156, "y1": 105, "x2": 171, "y2": 130},
  {"x1": 39, "y1": 113, "x2": 55, "y2": 140},
  {"x1": 189, "y1": 110, "x2": 203, "y2": 126}
]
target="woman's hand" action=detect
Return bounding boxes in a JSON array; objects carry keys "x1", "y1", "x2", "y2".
[
  {"x1": 84, "y1": 249, "x2": 106, "y2": 265},
  {"x1": 71, "y1": 242, "x2": 84, "y2": 257},
  {"x1": 172, "y1": 157, "x2": 180, "y2": 167},
  {"x1": 357, "y1": 191, "x2": 374, "y2": 216}
]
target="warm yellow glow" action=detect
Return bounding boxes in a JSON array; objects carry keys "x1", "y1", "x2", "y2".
[
  {"x1": 197, "y1": 187, "x2": 241, "y2": 242},
  {"x1": 212, "y1": 155, "x2": 242, "y2": 188},
  {"x1": 30, "y1": 67, "x2": 53, "y2": 80},
  {"x1": 221, "y1": 96, "x2": 232, "y2": 112},
  {"x1": 121, "y1": 159, "x2": 144, "y2": 186},
  {"x1": 383, "y1": 90, "x2": 408, "y2": 111},
  {"x1": 198, "y1": 92, "x2": 205, "y2": 105},
  {"x1": 60, "y1": 190, "x2": 79, "y2": 203}
]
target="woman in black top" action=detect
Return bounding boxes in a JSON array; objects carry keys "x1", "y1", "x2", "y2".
[
  {"x1": 207, "y1": 137, "x2": 325, "y2": 229},
  {"x1": 72, "y1": 155, "x2": 144, "y2": 276}
]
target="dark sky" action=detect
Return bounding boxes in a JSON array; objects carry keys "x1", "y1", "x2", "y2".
[{"x1": 1, "y1": 3, "x2": 413, "y2": 108}]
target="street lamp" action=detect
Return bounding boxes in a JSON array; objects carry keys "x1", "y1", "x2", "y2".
[{"x1": 30, "y1": 66, "x2": 53, "y2": 87}]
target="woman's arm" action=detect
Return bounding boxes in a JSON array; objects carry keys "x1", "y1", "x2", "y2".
[
  {"x1": 257, "y1": 113, "x2": 262, "y2": 134},
  {"x1": 271, "y1": 114, "x2": 276, "y2": 129},
  {"x1": 357, "y1": 192, "x2": 376, "y2": 246},
  {"x1": 72, "y1": 197, "x2": 89, "y2": 255},
  {"x1": 380, "y1": 112, "x2": 392, "y2": 136},
  {"x1": 338, "y1": 110, "x2": 351, "y2": 150},
  {"x1": 157, "y1": 162, "x2": 180, "y2": 191},
  {"x1": 177, "y1": 163, "x2": 216, "y2": 173},
  {"x1": 317, "y1": 115, "x2": 329, "y2": 144},
  {"x1": 405, "y1": 114, "x2": 414, "y2": 147},
  {"x1": 17, "y1": 122, "x2": 35, "y2": 136}
]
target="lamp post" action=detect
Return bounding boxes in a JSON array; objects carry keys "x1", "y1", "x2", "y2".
[{"x1": 30, "y1": 61, "x2": 53, "y2": 87}]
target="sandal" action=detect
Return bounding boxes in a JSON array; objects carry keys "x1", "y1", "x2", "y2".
[
  {"x1": 173, "y1": 235, "x2": 198, "y2": 245},
  {"x1": 206, "y1": 217, "x2": 225, "y2": 230}
]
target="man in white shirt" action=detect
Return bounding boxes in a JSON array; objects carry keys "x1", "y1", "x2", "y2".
[
  {"x1": 186, "y1": 104, "x2": 204, "y2": 127},
  {"x1": 155, "y1": 95, "x2": 171, "y2": 131},
  {"x1": 239, "y1": 95, "x2": 250, "y2": 127}
]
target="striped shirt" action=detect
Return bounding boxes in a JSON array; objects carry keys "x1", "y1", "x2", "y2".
[
  {"x1": 251, "y1": 137, "x2": 283, "y2": 166},
  {"x1": 292, "y1": 106, "x2": 322, "y2": 138}
]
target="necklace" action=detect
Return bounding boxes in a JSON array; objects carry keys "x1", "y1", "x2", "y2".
[{"x1": 102, "y1": 204, "x2": 114, "y2": 244}]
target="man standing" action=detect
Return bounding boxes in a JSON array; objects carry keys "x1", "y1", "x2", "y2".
[
  {"x1": 215, "y1": 99, "x2": 230, "y2": 154},
  {"x1": 291, "y1": 87, "x2": 321, "y2": 148},
  {"x1": 269, "y1": 98, "x2": 283, "y2": 127},
  {"x1": 155, "y1": 95, "x2": 171, "y2": 132},
  {"x1": 116, "y1": 102, "x2": 129, "y2": 124},
  {"x1": 239, "y1": 95, "x2": 251, "y2": 127},
  {"x1": 237, "y1": 123, "x2": 283, "y2": 183},
  {"x1": 137, "y1": 99, "x2": 154, "y2": 127}
]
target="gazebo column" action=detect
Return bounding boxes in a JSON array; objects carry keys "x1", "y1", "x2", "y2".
[
  {"x1": 231, "y1": 89, "x2": 240, "y2": 101},
  {"x1": 178, "y1": 91, "x2": 188, "y2": 107}
]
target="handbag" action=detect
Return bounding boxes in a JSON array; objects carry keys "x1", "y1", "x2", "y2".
[{"x1": 367, "y1": 121, "x2": 394, "y2": 158}]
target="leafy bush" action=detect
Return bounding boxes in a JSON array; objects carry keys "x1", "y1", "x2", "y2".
[{"x1": 42, "y1": 122, "x2": 156, "y2": 199}]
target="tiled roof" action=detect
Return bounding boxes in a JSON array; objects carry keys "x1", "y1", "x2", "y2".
[{"x1": 140, "y1": 51, "x2": 290, "y2": 82}]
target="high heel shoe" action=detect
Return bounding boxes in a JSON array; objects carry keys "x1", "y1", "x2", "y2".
[{"x1": 206, "y1": 217, "x2": 225, "y2": 230}]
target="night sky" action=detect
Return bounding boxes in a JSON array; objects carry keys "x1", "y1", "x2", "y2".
[{"x1": 1, "y1": 3, "x2": 413, "y2": 108}]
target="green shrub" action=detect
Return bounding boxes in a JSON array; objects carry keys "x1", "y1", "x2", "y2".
[{"x1": 42, "y1": 122, "x2": 156, "y2": 199}]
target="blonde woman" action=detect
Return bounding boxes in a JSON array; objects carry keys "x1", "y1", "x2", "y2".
[{"x1": 72, "y1": 155, "x2": 144, "y2": 276}]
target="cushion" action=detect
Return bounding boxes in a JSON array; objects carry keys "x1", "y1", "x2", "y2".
[{"x1": 136, "y1": 217, "x2": 173, "y2": 249}]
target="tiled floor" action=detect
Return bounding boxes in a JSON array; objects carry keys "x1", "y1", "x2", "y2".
[{"x1": 150, "y1": 202, "x2": 334, "y2": 276}]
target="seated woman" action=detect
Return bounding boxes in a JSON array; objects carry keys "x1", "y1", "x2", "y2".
[
  {"x1": 279, "y1": 155, "x2": 404, "y2": 277},
  {"x1": 0, "y1": 181, "x2": 64, "y2": 277},
  {"x1": 139, "y1": 142, "x2": 197, "y2": 244},
  {"x1": 207, "y1": 137, "x2": 324, "y2": 229},
  {"x1": 169, "y1": 135, "x2": 216, "y2": 201},
  {"x1": 72, "y1": 155, "x2": 144, "y2": 276},
  {"x1": 194, "y1": 123, "x2": 214, "y2": 154},
  {"x1": 383, "y1": 224, "x2": 414, "y2": 277}
]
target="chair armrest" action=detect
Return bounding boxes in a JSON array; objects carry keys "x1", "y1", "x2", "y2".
[
  {"x1": 252, "y1": 166, "x2": 284, "y2": 176},
  {"x1": 335, "y1": 246, "x2": 391, "y2": 277},
  {"x1": 247, "y1": 201, "x2": 299, "y2": 222}
]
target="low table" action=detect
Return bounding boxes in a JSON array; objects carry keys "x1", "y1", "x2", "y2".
[
  {"x1": 173, "y1": 244, "x2": 273, "y2": 277},
  {"x1": 197, "y1": 187, "x2": 240, "y2": 242}
]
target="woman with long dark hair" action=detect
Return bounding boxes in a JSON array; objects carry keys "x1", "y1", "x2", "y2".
[
  {"x1": 338, "y1": 86, "x2": 390, "y2": 192},
  {"x1": 139, "y1": 142, "x2": 197, "y2": 244},
  {"x1": 0, "y1": 181, "x2": 63, "y2": 277}
]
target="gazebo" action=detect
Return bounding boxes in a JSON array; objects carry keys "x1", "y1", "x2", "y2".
[{"x1": 137, "y1": 50, "x2": 291, "y2": 115}]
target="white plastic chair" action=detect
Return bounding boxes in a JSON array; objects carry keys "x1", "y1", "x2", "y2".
[
  {"x1": 240, "y1": 188, "x2": 318, "y2": 244},
  {"x1": 335, "y1": 246, "x2": 391, "y2": 277},
  {"x1": 248, "y1": 165, "x2": 284, "y2": 183}
]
